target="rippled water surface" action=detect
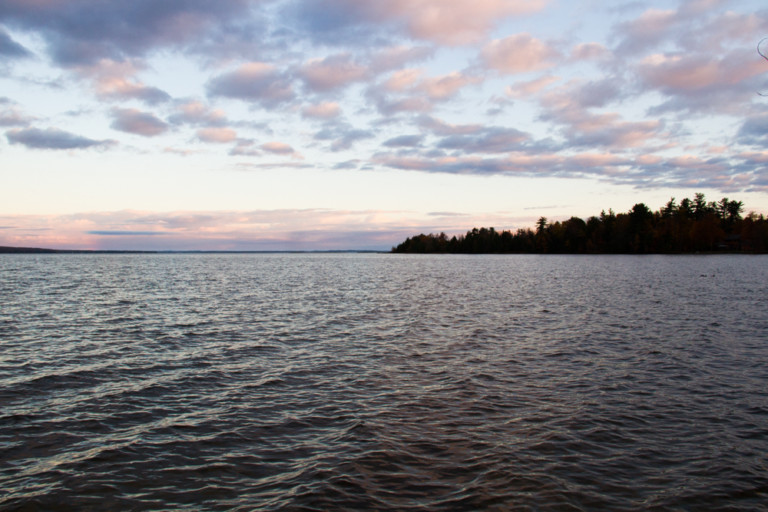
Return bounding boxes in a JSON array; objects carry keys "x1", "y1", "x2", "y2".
[{"x1": 1, "y1": 253, "x2": 767, "y2": 511}]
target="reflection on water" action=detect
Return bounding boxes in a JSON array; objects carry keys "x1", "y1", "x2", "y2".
[{"x1": 1, "y1": 253, "x2": 767, "y2": 510}]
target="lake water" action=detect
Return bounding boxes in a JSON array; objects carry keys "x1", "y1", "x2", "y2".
[{"x1": 1, "y1": 253, "x2": 767, "y2": 511}]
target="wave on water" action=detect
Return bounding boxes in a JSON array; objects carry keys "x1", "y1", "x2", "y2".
[{"x1": 1, "y1": 253, "x2": 767, "y2": 510}]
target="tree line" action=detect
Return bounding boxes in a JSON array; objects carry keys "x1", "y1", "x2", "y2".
[{"x1": 392, "y1": 193, "x2": 768, "y2": 254}]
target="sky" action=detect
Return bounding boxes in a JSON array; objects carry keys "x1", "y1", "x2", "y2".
[{"x1": 1, "y1": 0, "x2": 767, "y2": 251}]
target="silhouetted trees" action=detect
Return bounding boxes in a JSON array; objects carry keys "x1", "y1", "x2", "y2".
[{"x1": 392, "y1": 193, "x2": 768, "y2": 254}]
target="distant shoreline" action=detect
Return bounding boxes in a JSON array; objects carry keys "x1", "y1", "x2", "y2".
[{"x1": 0, "y1": 246, "x2": 384, "y2": 254}]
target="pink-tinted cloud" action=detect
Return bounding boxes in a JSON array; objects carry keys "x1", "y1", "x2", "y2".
[
  {"x1": 289, "y1": 0, "x2": 545, "y2": 46},
  {"x1": 110, "y1": 108, "x2": 168, "y2": 137},
  {"x1": 383, "y1": 69, "x2": 479, "y2": 99},
  {"x1": 384, "y1": 0, "x2": 548, "y2": 45},
  {"x1": 482, "y1": 33, "x2": 560, "y2": 73},
  {"x1": 260, "y1": 141, "x2": 303, "y2": 159},
  {"x1": 302, "y1": 101, "x2": 342, "y2": 119},
  {"x1": 570, "y1": 153, "x2": 625, "y2": 168},
  {"x1": 384, "y1": 69, "x2": 423, "y2": 92},
  {"x1": 197, "y1": 127, "x2": 237, "y2": 143},
  {"x1": 261, "y1": 141, "x2": 294, "y2": 154},
  {"x1": 0, "y1": 209, "x2": 439, "y2": 251},
  {"x1": 638, "y1": 52, "x2": 765, "y2": 93},
  {"x1": 299, "y1": 54, "x2": 368, "y2": 92},
  {"x1": 419, "y1": 72, "x2": 480, "y2": 100},
  {"x1": 79, "y1": 59, "x2": 170, "y2": 104},
  {"x1": 171, "y1": 99, "x2": 228, "y2": 126},
  {"x1": 738, "y1": 151, "x2": 768, "y2": 164},
  {"x1": 506, "y1": 75, "x2": 559, "y2": 98},
  {"x1": 570, "y1": 43, "x2": 609, "y2": 61}
]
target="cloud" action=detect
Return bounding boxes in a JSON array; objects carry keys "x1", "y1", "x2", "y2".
[
  {"x1": 387, "y1": 0, "x2": 547, "y2": 45},
  {"x1": 110, "y1": 108, "x2": 168, "y2": 136},
  {"x1": 613, "y1": 8, "x2": 678, "y2": 55},
  {"x1": 614, "y1": 4, "x2": 768, "y2": 63},
  {"x1": 0, "y1": 100, "x2": 34, "y2": 127},
  {"x1": 170, "y1": 99, "x2": 228, "y2": 126},
  {"x1": 373, "y1": 96, "x2": 433, "y2": 115},
  {"x1": 384, "y1": 69, "x2": 422, "y2": 92},
  {"x1": 570, "y1": 43, "x2": 609, "y2": 61},
  {"x1": 302, "y1": 101, "x2": 342, "y2": 119},
  {"x1": 197, "y1": 127, "x2": 237, "y2": 143},
  {"x1": 417, "y1": 72, "x2": 481, "y2": 100},
  {"x1": 229, "y1": 140, "x2": 260, "y2": 157},
  {"x1": 0, "y1": 0, "x2": 255, "y2": 65},
  {"x1": 570, "y1": 115, "x2": 662, "y2": 149},
  {"x1": 636, "y1": 50, "x2": 767, "y2": 115},
  {"x1": 80, "y1": 59, "x2": 171, "y2": 104},
  {"x1": 369, "y1": 146, "x2": 765, "y2": 192},
  {"x1": 375, "y1": 69, "x2": 481, "y2": 116},
  {"x1": 260, "y1": 141, "x2": 295, "y2": 154},
  {"x1": 8, "y1": 208, "x2": 430, "y2": 251},
  {"x1": 383, "y1": 134, "x2": 424, "y2": 148},
  {"x1": 417, "y1": 115, "x2": 482, "y2": 136},
  {"x1": 327, "y1": 128, "x2": 375, "y2": 152},
  {"x1": 482, "y1": 33, "x2": 560, "y2": 74},
  {"x1": 506, "y1": 75, "x2": 559, "y2": 98},
  {"x1": 0, "y1": 27, "x2": 32, "y2": 58},
  {"x1": 260, "y1": 141, "x2": 303, "y2": 159},
  {"x1": 6, "y1": 127, "x2": 112, "y2": 149},
  {"x1": 737, "y1": 113, "x2": 768, "y2": 145},
  {"x1": 370, "y1": 45, "x2": 434, "y2": 72},
  {"x1": 88, "y1": 230, "x2": 172, "y2": 236},
  {"x1": 207, "y1": 62, "x2": 295, "y2": 107},
  {"x1": 299, "y1": 54, "x2": 368, "y2": 92},
  {"x1": 288, "y1": 0, "x2": 547, "y2": 46},
  {"x1": 437, "y1": 126, "x2": 531, "y2": 153},
  {"x1": 638, "y1": 52, "x2": 764, "y2": 93},
  {"x1": 314, "y1": 123, "x2": 375, "y2": 152}
]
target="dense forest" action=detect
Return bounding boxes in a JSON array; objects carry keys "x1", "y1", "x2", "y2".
[{"x1": 392, "y1": 194, "x2": 768, "y2": 254}]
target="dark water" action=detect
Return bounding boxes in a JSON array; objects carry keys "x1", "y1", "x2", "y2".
[{"x1": 1, "y1": 253, "x2": 767, "y2": 511}]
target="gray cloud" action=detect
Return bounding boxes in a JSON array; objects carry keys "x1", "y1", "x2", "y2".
[
  {"x1": 0, "y1": 27, "x2": 31, "y2": 58},
  {"x1": 315, "y1": 124, "x2": 375, "y2": 151},
  {"x1": 438, "y1": 127, "x2": 530, "y2": 154},
  {"x1": 6, "y1": 127, "x2": 112, "y2": 149},
  {"x1": 0, "y1": 0, "x2": 254, "y2": 65},
  {"x1": 283, "y1": 0, "x2": 384, "y2": 46},
  {"x1": 383, "y1": 134, "x2": 423, "y2": 148},
  {"x1": 207, "y1": 63, "x2": 295, "y2": 107},
  {"x1": 737, "y1": 112, "x2": 768, "y2": 145},
  {"x1": 0, "y1": 100, "x2": 33, "y2": 127},
  {"x1": 571, "y1": 79, "x2": 624, "y2": 109},
  {"x1": 417, "y1": 115, "x2": 482, "y2": 136},
  {"x1": 101, "y1": 83, "x2": 171, "y2": 105},
  {"x1": 110, "y1": 108, "x2": 169, "y2": 137},
  {"x1": 298, "y1": 53, "x2": 369, "y2": 92}
]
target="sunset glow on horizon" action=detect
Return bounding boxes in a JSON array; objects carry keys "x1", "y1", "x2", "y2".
[{"x1": 2, "y1": 0, "x2": 767, "y2": 250}]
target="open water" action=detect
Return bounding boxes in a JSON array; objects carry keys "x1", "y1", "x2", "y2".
[{"x1": 1, "y1": 253, "x2": 767, "y2": 511}]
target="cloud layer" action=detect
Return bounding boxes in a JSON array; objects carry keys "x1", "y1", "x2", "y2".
[{"x1": 1, "y1": 0, "x2": 767, "y2": 248}]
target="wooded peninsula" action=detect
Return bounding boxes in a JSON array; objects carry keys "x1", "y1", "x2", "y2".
[{"x1": 392, "y1": 194, "x2": 768, "y2": 254}]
